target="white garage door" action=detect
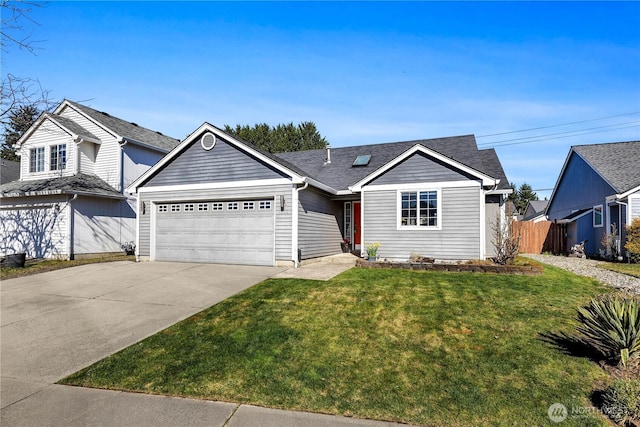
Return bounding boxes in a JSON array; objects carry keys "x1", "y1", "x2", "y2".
[{"x1": 155, "y1": 199, "x2": 275, "y2": 265}]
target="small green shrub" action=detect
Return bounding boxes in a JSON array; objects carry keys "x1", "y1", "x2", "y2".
[
  {"x1": 626, "y1": 217, "x2": 640, "y2": 263},
  {"x1": 576, "y1": 294, "x2": 640, "y2": 367},
  {"x1": 602, "y1": 379, "x2": 640, "y2": 425}
]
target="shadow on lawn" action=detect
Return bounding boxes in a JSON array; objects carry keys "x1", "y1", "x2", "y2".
[{"x1": 538, "y1": 331, "x2": 604, "y2": 363}]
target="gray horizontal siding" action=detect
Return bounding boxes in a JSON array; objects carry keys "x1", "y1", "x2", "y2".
[
  {"x1": 631, "y1": 193, "x2": 640, "y2": 220},
  {"x1": 298, "y1": 188, "x2": 342, "y2": 260},
  {"x1": 370, "y1": 152, "x2": 474, "y2": 185},
  {"x1": 145, "y1": 136, "x2": 287, "y2": 187},
  {"x1": 363, "y1": 186, "x2": 481, "y2": 261},
  {"x1": 138, "y1": 184, "x2": 292, "y2": 261}
]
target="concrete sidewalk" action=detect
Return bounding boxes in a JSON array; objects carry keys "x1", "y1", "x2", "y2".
[
  {"x1": 2, "y1": 384, "x2": 412, "y2": 426},
  {"x1": 273, "y1": 253, "x2": 358, "y2": 280},
  {"x1": 1, "y1": 258, "x2": 417, "y2": 427}
]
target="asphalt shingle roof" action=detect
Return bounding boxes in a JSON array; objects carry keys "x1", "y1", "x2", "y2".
[
  {"x1": 66, "y1": 100, "x2": 181, "y2": 151},
  {"x1": 573, "y1": 141, "x2": 640, "y2": 193},
  {"x1": 0, "y1": 173, "x2": 122, "y2": 198},
  {"x1": 275, "y1": 135, "x2": 511, "y2": 191},
  {"x1": 1, "y1": 160, "x2": 20, "y2": 184},
  {"x1": 46, "y1": 113, "x2": 99, "y2": 141}
]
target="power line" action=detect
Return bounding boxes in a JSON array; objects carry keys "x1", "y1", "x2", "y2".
[
  {"x1": 477, "y1": 120, "x2": 640, "y2": 147},
  {"x1": 482, "y1": 124, "x2": 640, "y2": 148},
  {"x1": 476, "y1": 112, "x2": 640, "y2": 138}
]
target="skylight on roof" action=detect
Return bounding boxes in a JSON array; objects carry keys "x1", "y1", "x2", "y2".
[{"x1": 353, "y1": 154, "x2": 372, "y2": 167}]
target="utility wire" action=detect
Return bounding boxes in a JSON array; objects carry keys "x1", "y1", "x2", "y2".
[
  {"x1": 477, "y1": 120, "x2": 640, "y2": 147},
  {"x1": 476, "y1": 112, "x2": 640, "y2": 138},
  {"x1": 481, "y1": 124, "x2": 640, "y2": 148}
]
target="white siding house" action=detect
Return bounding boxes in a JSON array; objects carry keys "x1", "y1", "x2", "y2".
[{"x1": 0, "y1": 100, "x2": 179, "y2": 259}]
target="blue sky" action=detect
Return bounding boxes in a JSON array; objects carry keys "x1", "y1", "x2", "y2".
[{"x1": 5, "y1": 1, "x2": 640, "y2": 199}]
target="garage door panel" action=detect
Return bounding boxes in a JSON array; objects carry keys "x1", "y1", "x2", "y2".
[{"x1": 155, "y1": 199, "x2": 275, "y2": 265}]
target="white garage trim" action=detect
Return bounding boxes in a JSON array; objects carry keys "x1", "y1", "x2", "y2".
[{"x1": 137, "y1": 178, "x2": 293, "y2": 195}]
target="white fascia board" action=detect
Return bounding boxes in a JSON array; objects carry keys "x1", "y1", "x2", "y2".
[
  {"x1": 558, "y1": 208, "x2": 593, "y2": 223},
  {"x1": 127, "y1": 123, "x2": 305, "y2": 193},
  {"x1": 486, "y1": 188, "x2": 512, "y2": 195},
  {"x1": 14, "y1": 113, "x2": 49, "y2": 148},
  {"x1": 136, "y1": 178, "x2": 294, "y2": 195},
  {"x1": 120, "y1": 137, "x2": 168, "y2": 153},
  {"x1": 349, "y1": 144, "x2": 497, "y2": 192},
  {"x1": 305, "y1": 177, "x2": 339, "y2": 195},
  {"x1": 361, "y1": 180, "x2": 481, "y2": 192},
  {"x1": 614, "y1": 184, "x2": 640, "y2": 200}
]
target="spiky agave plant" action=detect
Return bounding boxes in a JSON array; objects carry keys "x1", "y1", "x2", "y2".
[{"x1": 576, "y1": 294, "x2": 640, "y2": 367}]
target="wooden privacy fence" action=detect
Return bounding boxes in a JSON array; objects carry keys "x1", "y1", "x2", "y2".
[{"x1": 514, "y1": 220, "x2": 567, "y2": 254}]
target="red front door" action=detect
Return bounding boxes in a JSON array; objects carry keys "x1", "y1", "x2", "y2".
[{"x1": 353, "y1": 202, "x2": 361, "y2": 245}]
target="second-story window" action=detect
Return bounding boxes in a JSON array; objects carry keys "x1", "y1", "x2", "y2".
[
  {"x1": 50, "y1": 144, "x2": 67, "y2": 171},
  {"x1": 29, "y1": 147, "x2": 45, "y2": 173}
]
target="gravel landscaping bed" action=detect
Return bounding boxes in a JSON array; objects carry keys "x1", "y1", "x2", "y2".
[{"x1": 522, "y1": 254, "x2": 640, "y2": 295}]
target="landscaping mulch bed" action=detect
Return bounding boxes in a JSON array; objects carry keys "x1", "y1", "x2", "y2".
[{"x1": 356, "y1": 258, "x2": 543, "y2": 275}]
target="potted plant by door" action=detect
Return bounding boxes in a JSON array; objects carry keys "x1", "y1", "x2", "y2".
[
  {"x1": 366, "y1": 242, "x2": 380, "y2": 261},
  {"x1": 341, "y1": 237, "x2": 351, "y2": 253}
]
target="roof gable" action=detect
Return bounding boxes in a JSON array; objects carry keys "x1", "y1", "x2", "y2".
[
  {"x1": 349, "y1": 144, "x2": 498, "y2": 191},
  {"x1": 546, "y1": 149, "x2": 617, "y2": 218},
  {"x1": 276, "y1": 134, "x2": 506, "y2": 191},
  {"x1": 572, "y1": 141, "x2": 640, "y2": 194},
  {"x1": 128, "y1": 123, "x2": 306, "y2": 191}
]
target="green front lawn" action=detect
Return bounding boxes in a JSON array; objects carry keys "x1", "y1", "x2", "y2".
[
  {"x1": 599, "y1": 262, "x2": 640, "y2": 278},
  {"x1": 62, "y1": 266, "x2": 612, "y2": 426}
]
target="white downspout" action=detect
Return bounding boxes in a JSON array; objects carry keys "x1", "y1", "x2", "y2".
[
  {"x1": 66, "y1": 194, "x2": 78, "y2": 260},
  {"x1": 292, "y1": 179, "x2": 309, "y2": 267}
]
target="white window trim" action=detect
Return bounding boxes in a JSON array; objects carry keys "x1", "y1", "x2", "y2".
[
  {"x1": 29, "y1": 146, "x2": 46, "y2": 173},
  {"x1": 593, "y1": 204, "x2": 603, "y2": 228},
  {"x1": 396, "y1": 188, "x2": 442, "y2": 231},
  {"x1": 50, "y1": 144, "x2": 67, "y2": 171}
]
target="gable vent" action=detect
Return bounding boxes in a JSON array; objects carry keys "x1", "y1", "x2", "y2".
[{"x1": 201, "y1": 132, "x2": 216, "y2": 151}]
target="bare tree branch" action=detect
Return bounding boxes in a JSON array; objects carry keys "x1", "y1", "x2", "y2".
[{"x1": 0, "y1": 0, "x2": 45, "y2": 54}]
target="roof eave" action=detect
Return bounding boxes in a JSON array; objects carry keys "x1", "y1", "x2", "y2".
[{"x1": 120, "y1": 136, "x2": 171, "y2": 153}]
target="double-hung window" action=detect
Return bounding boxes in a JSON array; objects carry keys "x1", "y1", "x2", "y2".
[
  {"x1": 29, "y1": 147, "x2": 45, "y2": 173},
  {"x1": 399, "y1": 190, "x2": 439, "y2": 228},
  {"x1": 50, "y1": 144, "x2": 67, "y2": 171}
]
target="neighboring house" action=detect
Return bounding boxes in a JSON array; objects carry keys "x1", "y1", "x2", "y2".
[
  {"x1": 1, "y1": 159, "x2": 20, "y2": 184},
  {"x1": 523, "y1": 200, "x2": 548, "y2": 222},
  {"x1": 0, "y1": 100, "x2": 180, "y2": 259},
  {"x1": 546, "y1": 141, "x2": 640, "y2": 257},
  {"x1": 127, "y1": 123, "x2": 512, "y2": 266}
]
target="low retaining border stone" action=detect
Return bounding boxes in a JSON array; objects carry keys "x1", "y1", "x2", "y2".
[{"x1": 355, "y1": 259, "x2": 543, "y2": 276}]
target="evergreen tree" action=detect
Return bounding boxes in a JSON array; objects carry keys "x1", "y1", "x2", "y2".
[
  {"x1": 517, "y1": 183, "x2": 538, "y2": 213},
  {"x1": 1, "y1": 104, "x2": 39, "y2": 160},
  {"x1": 224, "y1": 121, "x2": 327, "y2": 153}
]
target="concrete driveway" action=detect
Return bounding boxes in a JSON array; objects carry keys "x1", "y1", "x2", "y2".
[{"x1": 1, "y1": 261, "x2": 283, "y2": 423}]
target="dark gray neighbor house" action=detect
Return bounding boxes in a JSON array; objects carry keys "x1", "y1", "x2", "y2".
[
  {"x1": 546, "y1": 141, "x2": 640, "y2": 257},
  {"x1": 127, "y1": 123, "x2": 512, "y2": 266}
]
